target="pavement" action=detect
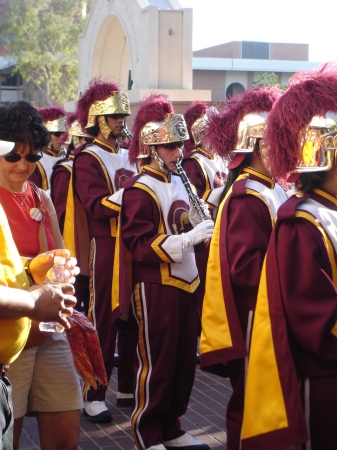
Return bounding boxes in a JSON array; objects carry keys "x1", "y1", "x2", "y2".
[{"x1": 18, "y1": 365, "x2": 231, "y2": 449}]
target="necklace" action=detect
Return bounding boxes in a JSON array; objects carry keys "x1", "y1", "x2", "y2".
[{"x1": 11, "y1": 186, "x2": 28, "y2": 206}]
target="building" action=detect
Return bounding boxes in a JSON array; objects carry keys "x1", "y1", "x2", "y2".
[{"x1": 192, "y1": 40, "x2": 318, "y2": 101}]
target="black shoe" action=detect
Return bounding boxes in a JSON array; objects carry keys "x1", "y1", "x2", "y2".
[
  {"x1": 116, "y1": 397, "x2": 133, "y2": 407},
  {"x1": 83, "y1": 408, "x2": 112, "y2": 423}
]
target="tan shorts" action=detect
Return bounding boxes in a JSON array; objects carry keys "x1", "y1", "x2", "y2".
[{"x1": 7, "y1": 332, "x2": 83, "y2": 418}]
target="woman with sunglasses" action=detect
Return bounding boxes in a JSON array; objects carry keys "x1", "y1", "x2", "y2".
[
  {"x1": 28, "y1": 106, "x2": 67, "y2": 192},
  {"x1": 0, "y1": 101, "x2": 82, "y2": 450}
]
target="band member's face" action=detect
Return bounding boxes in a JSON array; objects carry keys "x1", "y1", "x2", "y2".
[
  {"x1": 156, "y1": 143, "x2": 182, "y2": 171},
  {"x1": 49, "y1": 132, "x2": 62, "y2": 151},
  {"x1": 106, "y1": 114, "x2": 127, "y2": 139}
]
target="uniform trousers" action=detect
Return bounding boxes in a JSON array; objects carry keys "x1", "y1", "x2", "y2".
[
  {"x1": 131, "y1": 282, "x2": 199, "y2": 450},
  {"x1": 226, "y1": 358, "x2": 245, "y2": 450},
  {"x1": 300, "y1": 374, "x2": 337, "y2": 450},
  {"x1": 0, "y1": 376, "x2": 12, "y2": 450},
  {"x1": 86, "y1": 236, "x2": 134, "y2": 401}
]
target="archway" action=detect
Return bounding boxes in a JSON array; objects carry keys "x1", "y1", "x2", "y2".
[
  {"x1": 90, "y1": 14, "x2": 131, "y2": 91},
  {"x1": 226, "y1": 82, "x2": 245, "y2": 99}
]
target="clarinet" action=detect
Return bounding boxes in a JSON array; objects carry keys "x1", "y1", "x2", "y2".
[
  {"x1": 175, "y1": 161, "x2": 208, "y2": 221},
  {"x1": 122, "y1": 125, "x2": 132, "y2": 140}
]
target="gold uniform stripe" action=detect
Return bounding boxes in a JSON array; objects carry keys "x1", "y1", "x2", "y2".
[
  {"x1": 131, "y1": 284, "x2": 150, "y2": 447},
  {"x1": 36, "y1": 161, "x2": 49, "y2": 191},
  {"x1": 63, "y1": 173, "x2": 76, "y2": 257},
  {"x1": 191, "y1": 155, "x2": 211, "y2": 192},
  {"x1": 295, "y1": 210, "x2": 337, "y2": 337},
  {"x1": 101, "y1": 196, "x2": 121, "y2": 212},
  {"x1": 151, "y1": 235, "x2": 172, "y2": 263},
  {"x1": 82, "y1": 150, "x2": 113, "y2": 193},
  {"x1": 242, "y1": 256, "x2": 288, "y2": 438}
]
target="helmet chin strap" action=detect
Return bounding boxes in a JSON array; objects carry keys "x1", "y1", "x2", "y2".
[
  {"x1": 150, "y1": 145, "x2": 170, "y2": 172},
  {"x1": 150, "y1": 145, "x2": 184, "y2": 172}
]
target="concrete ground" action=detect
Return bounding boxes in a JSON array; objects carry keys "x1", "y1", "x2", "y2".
[{"x1": 18, "y1": 365, "x2": 230, "y2": 449}]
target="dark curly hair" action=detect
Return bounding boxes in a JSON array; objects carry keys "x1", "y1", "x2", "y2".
[{"x1": 0, "y1": 101, "x2": 50, "y2": 151}]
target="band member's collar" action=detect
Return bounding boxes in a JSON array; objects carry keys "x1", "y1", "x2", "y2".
[
  {"x1": 192, "y1": 147, "x2": 213, "y2": 160},
  {"x1": 143, "y1": 164, "x2": 171, "y2": 183},
  {"x1": 93, "y1": 138, "x2": 118, "y2": 154},
  {"x1": 241, "y1": 167, "x2": 275, "y2": 189},
  {"x1": 312, "y1": 188, "x2": 337, "y2": 211}
]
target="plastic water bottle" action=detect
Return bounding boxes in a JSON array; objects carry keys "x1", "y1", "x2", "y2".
[{"x1": 39, "y1": 256, "x2": 71, "y2": 333}]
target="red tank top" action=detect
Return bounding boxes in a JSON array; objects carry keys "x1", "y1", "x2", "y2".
[{"x1": 0, "y1": 183, "x2": 55, "y2": 257}]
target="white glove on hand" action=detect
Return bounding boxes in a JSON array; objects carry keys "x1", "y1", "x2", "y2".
[
  {"x1": 182, "y1": 219, "x2": 214, "y2": 250},
  {"x1": 189, "y1": 199, "x2": 211, "y2": 227}
]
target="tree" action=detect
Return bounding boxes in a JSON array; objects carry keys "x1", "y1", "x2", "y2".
[
  {"x1": 0, "y1": 0, "x2": 92, "y2": 106},
  {"x1": 252, "y1": 72, "x2": 287, "y2": 90}
]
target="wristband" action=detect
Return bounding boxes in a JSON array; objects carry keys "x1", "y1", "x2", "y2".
[{"x1": 24, "y1": 258, "x2": 36, "y2": 286}]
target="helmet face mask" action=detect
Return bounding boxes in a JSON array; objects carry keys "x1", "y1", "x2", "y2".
[{"x1": 295, "y1": 118, "x2": 337, "y2": 173}]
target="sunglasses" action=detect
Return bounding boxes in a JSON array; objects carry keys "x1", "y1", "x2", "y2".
[
  {"x1": 160, "y1": 142, "x2": 183, "y2": 149},
  {"x1": 3, "y1": 152, "x2": 43, "y2": 163},
  {"x1": 50, "y1": 132, "x2": 63, "y2": 137},
  {"x1": 105, "y1": 114, "x2": 127, "y2": 120}
]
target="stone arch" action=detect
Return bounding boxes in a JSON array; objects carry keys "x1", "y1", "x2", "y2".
[
  {"x1": 78, "y1": 0, "x2": 193, "y2": 96},
  {"x1": 226, "y1": 82, "x2": 245, "y2": 99},
  {"x1": 90, "y1": 14, "x2": 131, "y2": 91}
]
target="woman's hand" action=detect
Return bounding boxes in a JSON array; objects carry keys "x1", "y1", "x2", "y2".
[{"x1": 29, "y1": 249, "x2": 80, "y2": 285}]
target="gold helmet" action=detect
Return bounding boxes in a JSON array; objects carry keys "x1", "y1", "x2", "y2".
[
  {"x1": 66, "y1": 120, "x2": 93, "y2": 149},
  {"x1": 203, "y1": 86, "x2": 282, "y2": 169},
  {"x1": 86, "y1": 91, "x2": 131, "y2": 129},
  {"x1": 39, "y1": 107, "x2": 67, "y2": 133},
  {"x1": 77, "y1": 79, "x2": 131, "y2": 141},
  {"x1": 129, "y1": 94, "x2": 189, "y2": 167},
  {"x1": 140, "y1": 114, "x2": 189, "y2": 148},
  {"x1": 234, "y1": 113, "x2": 266, "y2": 153},
  {"x1": 263, "y1": 63, "x2": 337, "y2": 180}
]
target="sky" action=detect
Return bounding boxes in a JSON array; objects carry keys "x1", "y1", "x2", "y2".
[{"x1": 180, "y1": 0, "x2": 337, "y2": 63}]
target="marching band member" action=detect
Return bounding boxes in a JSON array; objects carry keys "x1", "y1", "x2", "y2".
[
  {"x1": 199, "y1": 86, "x2": 286, "y2": 450},
  {"x1": 69, "y1": 78, "x2": 137, "y2": 422},
  {"x1": 182, "y1": 101, "x2": 228, "y2": 318},
  {"x1": 183, "y1": 101, "x2": 227, "y2": 220},
  {"x1": 29, "y1": 106, "x2": 67, "y2": 192},
  {"x1": 118, "y1": 93, "x2": 213, "y2": 450},
  {"x1": 241, "y1": 63, "x2": 337, "y2": 450}
]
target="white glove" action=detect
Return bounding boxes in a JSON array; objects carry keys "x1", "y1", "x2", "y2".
[
  {"x1": 189, "y1": 199, "x2": 211, "y2": 227},
  {"x1": 182, "y1": 220, "x2": 214, "y2": 250}
]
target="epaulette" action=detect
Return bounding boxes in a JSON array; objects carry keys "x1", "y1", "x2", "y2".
[
  {"x1": 231, "y1": 174, "x2": 249, "y2": 198},
  {"x1": 277, "y1": 192, "x2": 310, "y2": 221}
]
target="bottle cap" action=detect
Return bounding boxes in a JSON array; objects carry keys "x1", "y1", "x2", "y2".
[{"x1": 54, "y1": 255, "x2": 66, "y2": 265}]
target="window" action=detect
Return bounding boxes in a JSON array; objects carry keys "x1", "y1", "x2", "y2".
[{"x1": 242, "y1": 41, "x2": 269, "y2": 60}]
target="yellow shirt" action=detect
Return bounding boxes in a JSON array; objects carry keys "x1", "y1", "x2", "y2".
[{"x1": 0, "y1": 204, "x2": 30, "y2": 364}]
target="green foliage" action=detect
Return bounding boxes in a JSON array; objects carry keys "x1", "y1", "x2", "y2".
[
  {"x1": 0, "y1": 0, "x2": 91, "y2": 106},
  {"x1": 252, "y1": 72, "x2": 287, "y2": 91}
]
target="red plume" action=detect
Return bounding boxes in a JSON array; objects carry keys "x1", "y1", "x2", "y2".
[
  {"x1": 184, "y1": 101, "x2": 208, "y2": 153},
  {"x1": 76, "y1": 78, "x2": 120, "y2": 130},
  {"x1": 203, "y1": 85, "x2": 282, "y2": 159},
  {"x1": 38, "y1": 106, "x2": 66, "y2": 122},
  {"x1": 264, "y1": 62, "x2": 337, "y2": 179},
  {"x1": 129, "y1": 93, "x2": 174, "y2": 165},
  {"x1": 66, "y1": 111, "x2": 78, "y2": 128}
]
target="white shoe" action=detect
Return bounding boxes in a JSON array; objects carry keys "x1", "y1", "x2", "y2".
[
  {"x1": 83, "y1": 400, "x2": 112, "y2": 423},
  {"x1": 145, "y1": 446, "x2": 166, "y2": 450},
  {"x1": 163, "y1": 432, "x2": 210, "y2": 449}
]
